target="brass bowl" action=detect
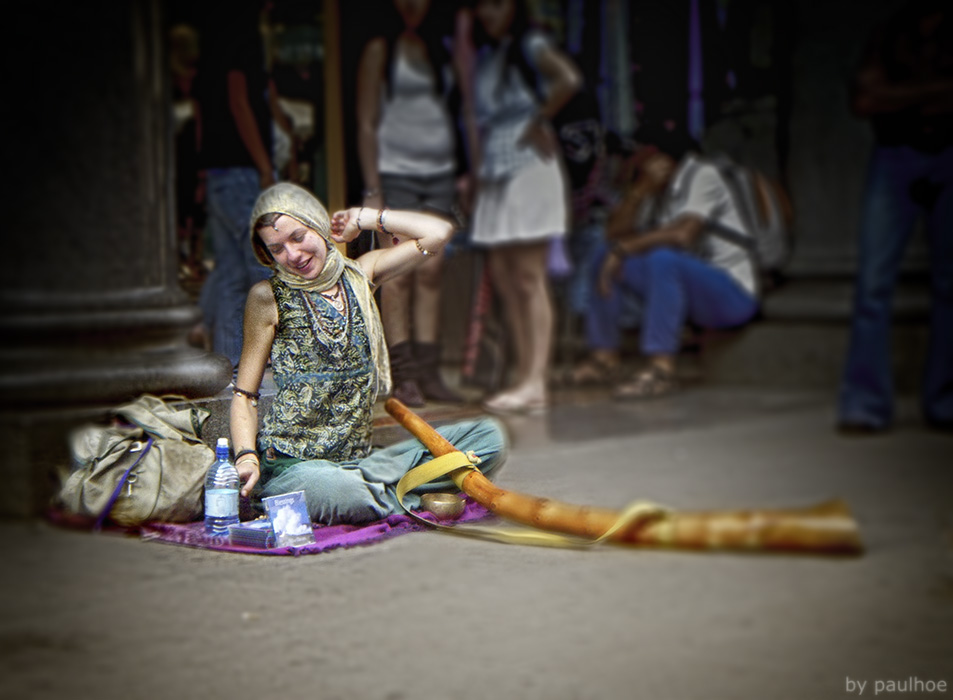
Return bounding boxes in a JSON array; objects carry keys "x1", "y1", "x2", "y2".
[{"x1": 420, "y1": 492, "x2": 465, "y2": 520}]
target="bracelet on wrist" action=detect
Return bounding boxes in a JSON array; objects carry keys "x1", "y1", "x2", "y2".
[
  {"x1": 362, "y1": 187, "x2": 380, "y2": 198},
  {"x1": 236, "y1": 457, "x2": 260, "y2": 470},
  {"x1": 232, "y1": 387, "x2": 261, "y2": 407},
  {"x1": 235, "y1": 449, "x2": 258, "y2": 462},
  {"x1": 378, "y1": 208, "x2": 393, "y2": 237},
  {"x1": 415, "y1": 239, "x2": 436, "y2": 257}
]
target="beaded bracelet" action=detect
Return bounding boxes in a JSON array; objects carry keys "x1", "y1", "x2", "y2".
[
  {"x1": 378, "y1": 208, "x2": 393, "y2": 237},
  {"x1": 415, "y1": 239, "x2": 435, "y2": 257},
  {"x1": 232, "y1": 386, "x2": 261, "y2": 407}
]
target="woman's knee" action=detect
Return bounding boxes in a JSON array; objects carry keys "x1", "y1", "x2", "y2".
[
  {"x1": 440, "y1": 417, "x2": 508, "y2": 466},
  {"x1": 265, "y1": 464, "x2": 391, "y2": 525},
  {"x1": 414, "y1": 256, "x2": 445, "y2": 291},
  {"x1": 643, "y1": 247, "x2": 680, "y2": 270}
]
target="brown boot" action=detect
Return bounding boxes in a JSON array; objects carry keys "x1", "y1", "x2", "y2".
[
  {"x1": 388, "y1": 341, "x2": 425, "y2": 407},
  {"x1": 415, "y1": 342, "x2": 464, "y2": 403}
]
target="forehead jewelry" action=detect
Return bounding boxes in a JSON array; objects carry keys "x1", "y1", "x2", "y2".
[{"x1": 273, "y1": 222, "x2": 280, "y2": 231}]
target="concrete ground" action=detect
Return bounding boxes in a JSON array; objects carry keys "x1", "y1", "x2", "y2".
[{"x1": 1, "y1": 384, "x2": 951, "y2": 700}]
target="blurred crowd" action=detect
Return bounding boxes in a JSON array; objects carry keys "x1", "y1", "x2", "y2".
[{"x1": 168, "y1": 0, "x2": 951, "y2": 431}]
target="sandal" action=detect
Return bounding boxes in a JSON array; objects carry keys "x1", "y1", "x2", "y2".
[
  {"x1": 613, "y1": 365, "x2": 678, "y2": 400},
  {"x1": 562, "y1": 357, "x2": 623, "y2": 387},
  {"x1": 482, "y1": 392, "x2": 550, "y2": 416}
]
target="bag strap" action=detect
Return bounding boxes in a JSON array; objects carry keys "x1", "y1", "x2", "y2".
[
  {"x1": 680, "y1": 161, "x2": 761, "y2": 269},
  {"x1": 94, "y1": 437, "x2": 154, "y2": 531},
  {"x1": 706, "y1": 219, "x2": 756, "y2": 252}
]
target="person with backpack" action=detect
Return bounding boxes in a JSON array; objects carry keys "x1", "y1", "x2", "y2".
[
  {"x1": 467, "y1": 0, "x2": 582, "y2": 415},
  {"x1": 567, "y1": 123, "x2": 761, "y2": 399}
]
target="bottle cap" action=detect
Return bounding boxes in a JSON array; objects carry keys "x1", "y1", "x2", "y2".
[{"x1": 217, "y1": 437, "x2": 229, "y2": 448}]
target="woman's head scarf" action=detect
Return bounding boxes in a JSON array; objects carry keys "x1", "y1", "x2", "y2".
[{"x1": 249, "y1": 183, "x2": 392, "y2": 400}]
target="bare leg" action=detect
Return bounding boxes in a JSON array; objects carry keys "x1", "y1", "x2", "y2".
[
  {"x1": 377, "y1": 228, "x2": 413, "y2": 346},
  {"x1": 485, "y1": 241, "x2": 553, "y2": 411},
  {"x1": 487, "y1": 248, "x2": 528, "y2": 385},
  {"x1": 377, "y1": 231, "x2": 423, "y2": 405},
  {"x1": 414, "y1": 254, "x2": 463, "y2": 402},
  {"x1": 412, "y1": 254, "x2": 445, "y2": 344}
]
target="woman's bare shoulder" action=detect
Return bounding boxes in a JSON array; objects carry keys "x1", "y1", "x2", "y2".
[
  {"x1": 360, "y1": 36, "x2": 387, "y2": 65},
  {"x1": 246, "y1": 280, "x2": 278, "y2": 325}
]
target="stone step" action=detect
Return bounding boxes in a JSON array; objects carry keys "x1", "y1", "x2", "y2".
[{"x1": 700, "y1": 277, "x2": 931, "y2": 391}]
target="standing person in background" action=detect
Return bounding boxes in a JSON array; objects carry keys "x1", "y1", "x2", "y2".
[
  {"x1": 837, "y1": 0, "x2": 953, "y2": 434},
  {"x1": 469, "y1": 0, "x2": 582, "y2": 415},
  {"x1": 193, "y1": 0, "x2": 297, "y2": 372},
  {"x1": 357, "y1": 0, "x2": 464, "y2": 407}
]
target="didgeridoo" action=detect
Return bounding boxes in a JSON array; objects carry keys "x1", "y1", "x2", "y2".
[{"x1": 385, "y1": 398, "x2": 864, "y2": 554}]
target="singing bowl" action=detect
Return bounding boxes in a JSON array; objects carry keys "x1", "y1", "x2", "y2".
[{"x1": 420, "y1": 493, "x2": 465, "y2": 520}]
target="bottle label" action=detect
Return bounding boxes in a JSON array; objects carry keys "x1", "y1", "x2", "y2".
[{"x1": 205, "y1": 488, "x2": 238, "y2": 517}]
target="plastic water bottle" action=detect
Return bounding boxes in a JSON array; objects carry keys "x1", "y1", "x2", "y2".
[{"x1": 205, "y1": 437, "x2": 239, "y2": 536}]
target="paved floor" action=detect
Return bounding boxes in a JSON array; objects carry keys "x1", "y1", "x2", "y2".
[{"x1": 1, "y1": 385, "x2": 951, "y2": 700}]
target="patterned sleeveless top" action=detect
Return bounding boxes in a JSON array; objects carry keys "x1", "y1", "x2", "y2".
[{"x1": 259, "y1": 275, "x2": 375, "y2": 464}]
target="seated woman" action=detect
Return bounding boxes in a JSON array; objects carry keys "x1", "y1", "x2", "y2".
[
  {"x1": 571, "y1": 124, "x2": 760, "y2": 399},
  {"x1": 230, "y1": 183, "x2": 506, "y2": 524}
]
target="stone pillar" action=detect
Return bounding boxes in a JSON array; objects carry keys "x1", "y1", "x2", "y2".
[{"x1": 0, "y1": 0, "x2": 232, "y2": 515}]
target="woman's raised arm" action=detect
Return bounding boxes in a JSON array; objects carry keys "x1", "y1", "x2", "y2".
[{"x1": 329, "y1": 207, "x2": 455, "y2": 287}]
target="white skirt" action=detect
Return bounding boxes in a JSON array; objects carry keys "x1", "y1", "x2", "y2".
[{"x1": 471, "y1": 157, "x2": 569, "y2": 247}]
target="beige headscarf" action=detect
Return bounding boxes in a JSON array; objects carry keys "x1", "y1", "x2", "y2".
[{"x1": 250, "y1": 183, "x2": 392, "y2": 400}]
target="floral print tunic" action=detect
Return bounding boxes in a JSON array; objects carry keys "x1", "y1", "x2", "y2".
[{"x1": 259, "y1": 275, "x2": 374, "y2": 465}]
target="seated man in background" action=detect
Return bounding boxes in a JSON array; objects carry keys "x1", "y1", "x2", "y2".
[{"x1": 569, "y1": 123, "x2": 761, "y2": 399}]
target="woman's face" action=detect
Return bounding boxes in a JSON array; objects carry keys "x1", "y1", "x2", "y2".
[
  {"x1": 259, "y1": 214, "x2": 328, "y2": 280},
  {"x1": 475, "y1": 0, "x2": 515, "y2": 40},
  {"x1": 394, "y1": 0, "x2": 431, "y2": 30}
]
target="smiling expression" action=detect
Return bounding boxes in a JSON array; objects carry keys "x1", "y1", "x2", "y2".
[{"x1": 258, "y1": 215, "x2": 329, "y2": 280}]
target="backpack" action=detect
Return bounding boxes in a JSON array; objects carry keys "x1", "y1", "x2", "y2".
[{"x1": 706, "y1": 154, "x2": 795, "y2": 290}]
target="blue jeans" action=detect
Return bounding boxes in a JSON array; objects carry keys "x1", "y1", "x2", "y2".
[
  {"x1": 586, "y1": 246, "x2": 759, "y2": 355},
  {"x1": 838, "y1": 145, "x2": 953, "y2": 428},
  {"x1": 259, "y1": 418, "x2": 507, "y2": 525},
  {"x1": 198, "y1": 168, "x2": 272, "y2": 367}
]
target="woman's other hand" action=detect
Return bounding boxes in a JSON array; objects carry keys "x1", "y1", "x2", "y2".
[
  {"x1": 519, "y1": 117, "x2": 560, "y2": 160},
  {"x1": 330, "y1": 208, "x2": 365, "y2": 244}
]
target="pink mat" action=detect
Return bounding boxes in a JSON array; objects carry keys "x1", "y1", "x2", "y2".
[{"x1": 138, "y1": 498, "x2": 493, "y2": 556}]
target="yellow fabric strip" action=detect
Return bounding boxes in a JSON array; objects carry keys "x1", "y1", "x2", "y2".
[{"x1": 396, "y1": 450, "x2": 670, "y2": 549}]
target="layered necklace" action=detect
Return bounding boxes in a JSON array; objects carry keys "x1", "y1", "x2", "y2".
[{"x1": 318, "y1": 282, "x2": 347, "y2": 315}]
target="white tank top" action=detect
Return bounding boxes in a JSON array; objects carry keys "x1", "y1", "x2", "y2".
[{"x1": 377, "y1": 49, "x2": 455, "y2": 177}]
